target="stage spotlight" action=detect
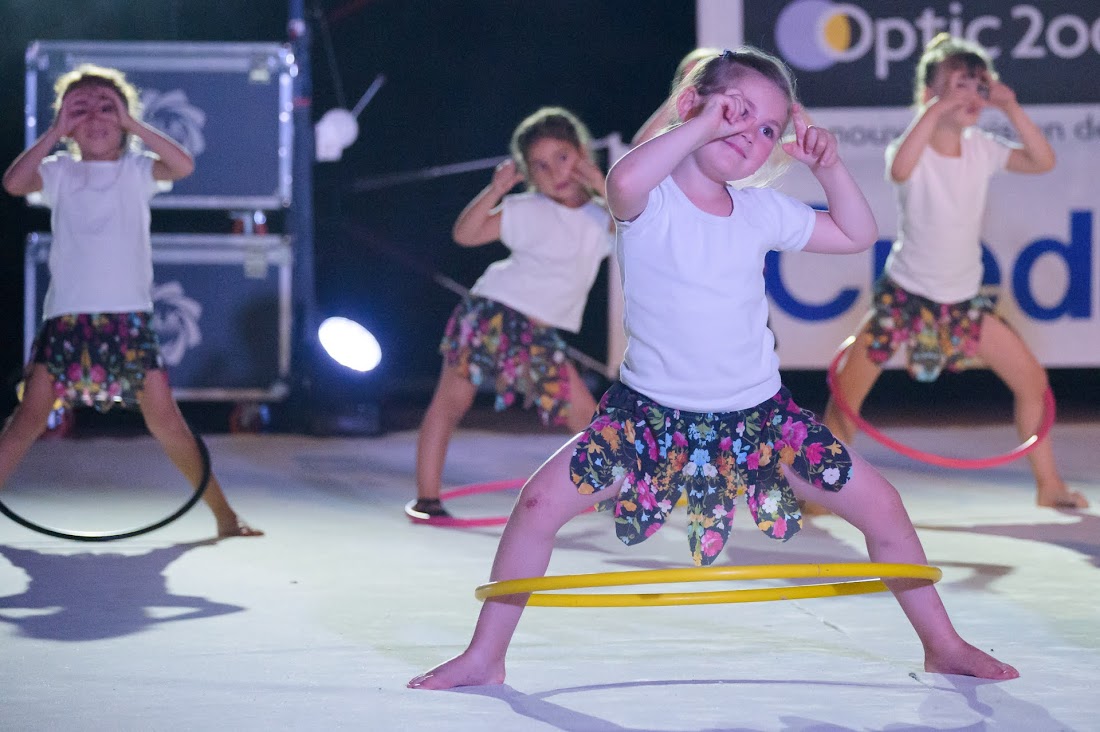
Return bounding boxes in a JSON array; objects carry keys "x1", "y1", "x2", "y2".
[
  {"x1": 318, "y1": 316, "x2": 382, "y2": 372},
  {"x1": 302, "y1": 315, "x2": 385, "y2": 436}
]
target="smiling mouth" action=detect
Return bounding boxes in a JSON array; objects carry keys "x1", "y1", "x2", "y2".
[{"x1": 724, "y1": 139, "x2": 746, "y2": 157}]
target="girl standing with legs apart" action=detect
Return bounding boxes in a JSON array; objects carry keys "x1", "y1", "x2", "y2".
[
  {"x1": 411, "y1": 107, "x2": 612, "y2": 519},
  {"x1": 821, "y1": 34, "x2": 1087, "y2": 511},
  {"x1": 1, "y1": 64, "x2": 262, "y2": 538},
  {"x1": 409, "y1": 48, "x2": 1018, "y2": 689}
]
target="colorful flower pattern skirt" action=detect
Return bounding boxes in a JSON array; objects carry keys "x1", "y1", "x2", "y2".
[
  {"x1": 30, "y1": 312, "x2": 164, "y2": 412},
  {"x1": 440, "y1": 295, "x2": 572, "y2": 427},
  {"x1": 866, "y1": 277, "x2": 1001, "y2": 383},
  {"x1": 570, "y1": 382, "x2": 853, "y2": 566}
]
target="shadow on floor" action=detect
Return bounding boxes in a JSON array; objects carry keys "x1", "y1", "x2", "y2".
[{"x1": 0, "y1": 540, "x2": 244, "y2": 640}]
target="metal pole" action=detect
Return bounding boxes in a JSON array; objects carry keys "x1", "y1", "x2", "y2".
[{"x1": 288, "y1": 0, "x2": 318, "y2": 430}]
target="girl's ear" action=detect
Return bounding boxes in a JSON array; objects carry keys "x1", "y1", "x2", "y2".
[
  {"x1": 674, "y1": 86, "x2": 701, "y2": 122},
  {"x1": 920, "y1": 85, "x2": 935, "y2": 104}
]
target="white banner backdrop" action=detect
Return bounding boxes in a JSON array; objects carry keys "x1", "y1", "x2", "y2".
[{"x1": 769, "y1": 104, "x2": 1099, "y2": 368}]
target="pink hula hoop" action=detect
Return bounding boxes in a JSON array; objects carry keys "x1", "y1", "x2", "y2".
[
  {"x1": 405, "y1": 478, "x2": 525, "y2": 527},
  {"x1": 826, "y1": 337, "x2": 1056, "y2": 470}
]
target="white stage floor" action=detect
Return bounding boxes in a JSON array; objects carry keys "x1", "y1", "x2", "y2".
[{"x1": 0, "y1": 418, "x2": 1097, "y2": 731}]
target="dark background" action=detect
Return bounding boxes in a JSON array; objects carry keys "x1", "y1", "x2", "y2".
[{"x1": 0, "y1": 1, "x2": 1094, "y2": 430}]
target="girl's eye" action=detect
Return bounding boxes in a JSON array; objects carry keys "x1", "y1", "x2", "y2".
[{"x1": 761, "y1": 126, "x2": 775, "y2": 139}]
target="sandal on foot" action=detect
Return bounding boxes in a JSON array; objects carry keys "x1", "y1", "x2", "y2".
[{"x1": 409, "y1": 498, "x2": 452, "y2": 519}]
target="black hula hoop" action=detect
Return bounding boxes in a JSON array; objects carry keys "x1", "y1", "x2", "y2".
[{"x1": 0, "y1": 417, "x2": 211, "y2": 542}]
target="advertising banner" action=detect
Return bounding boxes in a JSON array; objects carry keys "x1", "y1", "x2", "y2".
[{"x1": 732, "y1": 1, "x2": 1100, "y2": 367}]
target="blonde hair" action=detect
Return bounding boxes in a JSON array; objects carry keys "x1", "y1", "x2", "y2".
[
  {"x1": 672, "y1": 47, "x2": 799, "y2": 187},
  {"x1": 52, "y1": 63, "x2": 142, "y2": 154},
  {"x1": 914, "y1": 33, "x2": 996, "y2": 106},
  {"x1": 670, "y1": 47, "x2": 721, "y2": 92},
  {"x1": 509, "y1": 106, "x2": 593, "y2": 178}
]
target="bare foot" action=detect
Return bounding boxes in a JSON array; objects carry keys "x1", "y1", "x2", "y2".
[
  {"x1": 925, "y1": 638, "x2": 1019, "y2": 680},
  {"x1": 1037, "y1": 485, "x2": 1089, "y2": 509},
  {"x1": 407, "y1": 651, "x2": 505, "y2": 690},
  {"x1": 217, "y1": 518, "x2": 264, "y2": 538}
]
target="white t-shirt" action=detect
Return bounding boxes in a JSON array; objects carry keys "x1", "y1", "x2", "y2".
[
  {"x1": 469, "y1": 192, "x2": 613, "y2": 333},
  {"x1": 617, "y1": 177, "x2": 815, "y2": 412},
  {"x1": 35, "y1": 151, "x2": 169, "y2": 319},
  {"x1": 884, "y1": 127, "x2": 1013, "y2": 303}
]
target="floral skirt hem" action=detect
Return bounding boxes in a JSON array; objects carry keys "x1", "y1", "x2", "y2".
[
  {"x1": 440, "y1": 295, "x2": 572, "y2": 427},
  {"x1": 569, "y1": 382, "x2": 853, "y2": 566},
  {"x1": 29, "y1": 312, "x2": 163, "y2": 412},
  {"x1": 866, "y1": 277, "x2": 1001, "y2": 383}
]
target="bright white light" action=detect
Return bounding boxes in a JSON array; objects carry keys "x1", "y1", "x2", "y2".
[{"x1": 318, "y1": 317, "x2": 382, "y2": 372}]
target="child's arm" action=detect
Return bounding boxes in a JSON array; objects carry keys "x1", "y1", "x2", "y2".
[
  {"x1": 607, "y1": 90, "x2": 749, "y2": 221},
  {"x1": 888, "y1": 69, "x2": 974, "y2": 183},
  {"x1": 2, "y1": 127, "x2": 62, "y2": 197},
  {"x1": 783, "y1": 106, "x2": 878, "y2": 254},
  {"x1": 985, "y1": 75, "x2": 1055, "y2": 174},
  {"x1": 451, "y1": 159, "x2": 524, "y2": 247},
  {"x1": 113, "y1": 94, "x2": 194, "y2": 181},
  {"x1": 0, "y1": 93, "x2": 85, "y2": 196}
]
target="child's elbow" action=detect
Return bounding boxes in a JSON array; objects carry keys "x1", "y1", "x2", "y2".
[
  {"x1": 2, "y1": 175, "x2": 31, "y2": 198},
  {"x1": 857, "y1": 230, "x2": 878, "y2": 252},
  {"x1": 451, "y1": 227, "x2": 478, "y2": 247},
  {"x1": 843, "y1": 222, "x2": 879, "y2": 254}
]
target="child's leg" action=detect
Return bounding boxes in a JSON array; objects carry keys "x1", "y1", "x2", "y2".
[
  {"x1": 562, "y1": 361, "x2": 597, "y2": 435},
  {"x1": 137, "y1": 370, "x2": 262, "y2": 538},
  {"x1": 789, "y1": 451, "x2": 1019, "y2": 679},
  {"x1": 0, "y1": 365, "x2": 57, "y2": 488},
  {"x1": 976, "y1": 317, "x2": 1087, "y2": 508},
  {"x1": 408, "y1": 435, "x2": 615, "y2": 690},
  {"x1": 805, "y1": 325, "x2": 883, "y2": 516},
  {"x1": 414, "y1": 364, "x2": 478, "y2": 506},
  {"x1": 822, "y1": 324, "x2": 883, "y2": 445}
]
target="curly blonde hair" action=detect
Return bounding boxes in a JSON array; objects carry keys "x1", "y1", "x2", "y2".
[{"x1": 52, "y1": 63, "x2": 143, "y2": 154}]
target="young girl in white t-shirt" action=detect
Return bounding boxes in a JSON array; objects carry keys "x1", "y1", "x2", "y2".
[
  {"x1": 822, "y1": 34, "x2": 1087, "y2": 510},
  {"x1": 408, "y1": 48, "x2": 1018, "y2": 689},
  {"x1": 1, "y1": 64, "x2": 262, "y2": 538},
  {"x1": 411, "y1": 107, "x2": 613, "y2": 519}
]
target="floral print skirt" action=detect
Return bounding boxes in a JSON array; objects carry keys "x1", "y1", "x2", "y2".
[
  {"x1": 866, "y1": 277, "x2": 1001, "y2": 382},
  {"x1": 569, "y1": 382, "x2": 853, "y2": 566},
  {"x1": 29, "y1": 312, "x2": 164, "y2": 412},
  {"x1": 440, "y1": 295, "x2": 572, "y2": 427}
]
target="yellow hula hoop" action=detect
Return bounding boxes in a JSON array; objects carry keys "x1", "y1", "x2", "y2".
[{"x1": 474, "y1": 562, "x2": 942, "y2": 608}]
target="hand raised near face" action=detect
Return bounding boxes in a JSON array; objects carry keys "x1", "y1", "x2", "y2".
[
  {"x1": 697, "y1": 91, "x2": 757, "y2": 141},
  {"x1": 571, "y1": 155, "x2": 605, "y2": 193},
  {"x1": 489, "y1": 158, "x2": 525, "y2": 196},
  {"x1": 929, "y1": 69, "x2": 982, "y2": 112},
  {"x1": 980, "y1": 70, "x2": 1017, "y2": 110},
  {"x1": 102, "y1": 88, "x2": 138, "y2": 132},
  {"x1": 54, "y1": 93, "x2": 90, "y2": 137},
  {"x1": 782, "y1": 104, "x2": 838, "y2": 170}
]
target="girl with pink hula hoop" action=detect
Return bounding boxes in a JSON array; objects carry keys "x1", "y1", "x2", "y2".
[
  {"x1": 822, "y1": 34, "x2": 1087, "y2": 510},
  {"x1": 411, "y1": 108, "x2": 613, "y2": 520}
]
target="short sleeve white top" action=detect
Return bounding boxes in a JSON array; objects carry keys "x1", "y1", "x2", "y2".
[
  {"x1": 883, "y1": 127, "x2": 1013, "y2": 303},
  {"x1": 35, "y1": 151, "x2": 170, "y2": 319},
  {"x1": 469, "y1": 192, "x2": 613, "y2": 333},
  {"x1": 617, "y1": 177, "x2": 816, "y2": 412}
]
